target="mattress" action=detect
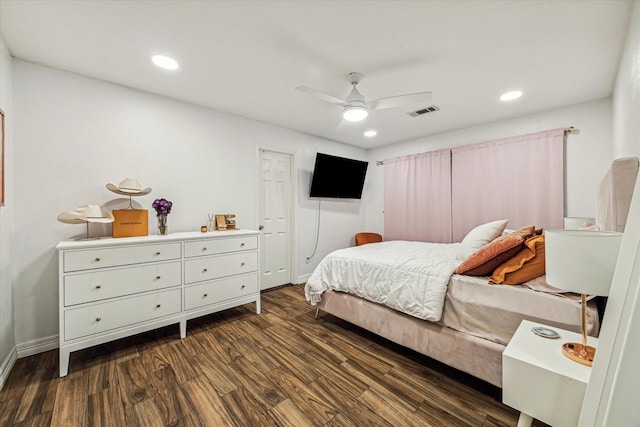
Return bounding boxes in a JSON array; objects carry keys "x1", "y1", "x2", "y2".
[{"x1": 441, "y1": 274, "x2": 600, "y2": 346}]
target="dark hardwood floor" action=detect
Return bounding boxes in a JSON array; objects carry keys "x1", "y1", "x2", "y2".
[{"x1": 0, "y1": 285, "x2": 542, "y2": 426}]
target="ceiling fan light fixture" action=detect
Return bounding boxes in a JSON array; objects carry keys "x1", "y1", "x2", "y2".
[{"x1": 343, "y1": 105, "x2": 368, "y2": 122}]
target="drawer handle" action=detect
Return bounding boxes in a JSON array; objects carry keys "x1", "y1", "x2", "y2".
[
  {"x1": 156, "y1": 304, "x2": 161, "y2": 308},
  {"x1": 156, "y1": 275, "x2": 161, "y2": 280},
  {"x1": 241, "y1": 285, "x2": 245, "y2": 289},
  {"x1": 96, "y1": 317, "x2": 102, "y2": 322},
  {"x1": 95, "y1": 284, "x2": 102, "y2": 289},
  {"x1": 95, "y1": 257, "x2": 101, "y2": 262},
  {"x1": 155, "y1": 251, "x2": 161, "y2": 255},
  {"x1": 203, "y1": 293, "x2": 208, "y2": 298},
  {"x1": 241, "y1": 262, "x2": 245, "y2": 267},
  {"x1": 240, "y1": 243, "x2": 245, "y2": 247},
  {"x1": 203, "y1": 268, "x2": 208, "y2": 272},
  {"x1": 202, "y1": 247, "x2": 207, "y2": 251}
]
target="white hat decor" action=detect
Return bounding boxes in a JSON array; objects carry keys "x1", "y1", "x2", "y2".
[
  {"x1": 106, "y1": 178, "x2": 152, "y2": 196},
  {"x1": 57, "y1": 205, "x2": 115, "y2": 224},
  {"x1": 58, "y1": 205, "x2": 114, "y2": 240}
]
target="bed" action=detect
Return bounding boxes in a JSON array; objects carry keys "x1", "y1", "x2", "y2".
[{"x1": 305, "y1": 157, "x2": 639, "y2": 388}]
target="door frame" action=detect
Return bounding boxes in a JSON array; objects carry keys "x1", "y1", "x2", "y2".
[{"x1": 256, "y1": 146, "x2": 297, "y2": 287}]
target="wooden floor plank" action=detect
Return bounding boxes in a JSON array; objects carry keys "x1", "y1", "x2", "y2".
[
  {"x1": 219, "y1": 386, "x2": 279, "y2": 427},
  {"x1": 115, "y1": 356, "x2": 154, "y2": 408},
  {"x1": 193, "y1": 352, "x2": 239, "y2": 395},
  {"x1": 0, "y1": 397, "x2": 20, "y2": 426},
  {"x1": 86, "y1": 386, "x2": 126, "y2": 427},
  {"x1": 149, "y1": 366, "x2": 195, "y2": 425},
  {"x1": 182, "y1": 375, "x2": 237, "y2": 427},
  {"x1": 12, "y1": 366, "x2": 55, "y2": 423},
  {"x1": 49, "y1": 374, "x2": 88, "y2": 427},
  {"x1": 265, "y1": 366, "x2": 338, "y2": 425},
  {"x1": 226, "y1": 356, "x2": 285, "y2": 411},
  {"x1": 124, "y1": 398, "x2": 165, "y2": 427},
  {"x1": 0, "y1": 285, "x2": 532, "y2": 427},
  {"x1": 268, "y1": 398, "x2": 315, "y2": 427}
]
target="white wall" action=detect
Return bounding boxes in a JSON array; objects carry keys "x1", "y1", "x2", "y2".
[
  {"x1": 12, "y1": 60, "x2": 367, "y2": 346},
  {"x1": 364, "y1": 99, "x2": 613, "y2": 235},
  {"x1": 0, "y1": 34, "x2": 16, "y2": 388},
  {"x1": 581, "y1": 1, "x2": 640, "y2": 425}
]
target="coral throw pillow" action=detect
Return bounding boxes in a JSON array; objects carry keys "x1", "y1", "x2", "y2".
[
  {"x1": 490, "y1": 234, "x2": 546, "y2": 285},
  {"x1": 456, "y1": 233, "x2": 525, "y2": 276},
  {"x1": 456, "y1": 225, "x2": 536, "y2": 276}
]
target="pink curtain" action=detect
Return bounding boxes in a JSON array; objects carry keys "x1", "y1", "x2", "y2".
[
  {"x1": 451, "y1": 128, "x2": 565, "y2": 241},
  {"x1": 384, "y1": 149, "x2": 452, "y2": 243}
]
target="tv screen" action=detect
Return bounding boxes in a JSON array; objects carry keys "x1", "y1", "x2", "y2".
[{"x1": 309, "y1": 153, "x2": 368, "y2": 199}]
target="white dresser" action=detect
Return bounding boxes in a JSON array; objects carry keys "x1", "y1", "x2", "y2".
[{"x1": 56, "y1": 230, "x2": 260, "y2": 377}]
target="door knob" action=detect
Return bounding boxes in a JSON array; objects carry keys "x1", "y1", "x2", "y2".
[{"x1": 259, "y1": 225, "x2": 264, "y2": 230}]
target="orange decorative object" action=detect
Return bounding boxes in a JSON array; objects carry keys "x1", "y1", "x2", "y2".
[
  {"x1": 355, "y1": 232, "x2": 382, "y2": 246},
  {"x1": 112, "y1": 209, "x2": 148, "y2": 238}
]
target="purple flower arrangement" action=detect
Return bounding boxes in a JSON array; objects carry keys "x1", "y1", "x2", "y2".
[
  {"x1": 152, "y1": 198, "x2": 172, "y2": 235},
  {"x1": 152, "y1": 198, "x2": 173, "y2": 216}
]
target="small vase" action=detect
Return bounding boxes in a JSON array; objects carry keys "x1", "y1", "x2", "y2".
[{"x1": 157, "y1": 214, "x2": 168, "y2": 235}]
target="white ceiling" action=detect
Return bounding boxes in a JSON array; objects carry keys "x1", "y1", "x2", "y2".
[{"x1": 0, "y1": 0, "x2": 632, "y2": 149}]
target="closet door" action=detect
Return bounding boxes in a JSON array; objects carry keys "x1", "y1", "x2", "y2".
[{"x1": 259, "y1": 150, "x2": 292, "y2": 290}]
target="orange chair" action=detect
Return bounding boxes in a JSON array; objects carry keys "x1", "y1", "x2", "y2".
[{"x1": 355, "y1": 232, "x2": 383, "y2": 246}]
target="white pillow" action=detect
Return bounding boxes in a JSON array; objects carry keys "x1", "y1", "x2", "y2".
[{"x1": 458, "y1": 219, "x2": 509, "y2": 260}]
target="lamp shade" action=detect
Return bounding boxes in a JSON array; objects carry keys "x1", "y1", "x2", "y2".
[{"x1": 545, "y1": 230, "x2": 622, "y2": 296}]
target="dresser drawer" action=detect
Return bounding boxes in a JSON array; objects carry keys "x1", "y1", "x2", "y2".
[
  {"x1": 64, "y1": 261, "x2": 181, "y2": 306},
  {"x1": 64, "y1": 243, "x2": 181, "y2": 272},
  {"x1": 64, "y1": 289, "x2": 182, "y2": 341},
  {"x1": 184, "y1": 273, "x2": 258, "y2": 311},
  {"x1": 184, "y1": 236, "x2": 258, "y2": 258},
  {"x1": 184, "y1": 252, "x2": 258, "y2": 284}
]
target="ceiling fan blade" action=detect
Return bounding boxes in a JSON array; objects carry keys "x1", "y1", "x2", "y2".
[
  {"x1": 367, "y1": 91, "x2": 432, "y2": 111},
  {"x1": 295, "y1": 85, "x2": 346, "y2": 106}
]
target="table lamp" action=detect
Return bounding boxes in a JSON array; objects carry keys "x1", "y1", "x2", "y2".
[{"x1": 545, "y1": 229, "x2": 623, "y2": 366}]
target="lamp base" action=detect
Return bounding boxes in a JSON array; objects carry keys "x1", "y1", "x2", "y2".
[{"x1": 562, "y1": 342, "x2": 595, "y2": 367}]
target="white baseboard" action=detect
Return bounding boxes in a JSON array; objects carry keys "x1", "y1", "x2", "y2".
[
  {"x1": 16, "y1": 335, "x2": 58, "y2": 358},
  {"x1": 0, "y1": 346, "x2": 17, "y2": 391},
  {"x1": 296, "y1": 273, "x2": 311, "y2": 284}
]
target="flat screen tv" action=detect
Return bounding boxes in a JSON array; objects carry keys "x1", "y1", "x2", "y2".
[{"x1": 309, "y1": 153, "x2": 368, "y2": 199}]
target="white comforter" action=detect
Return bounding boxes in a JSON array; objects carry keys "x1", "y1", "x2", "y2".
[{"x1": 304, "y1": 240, "x2": 462, "y2": 322}]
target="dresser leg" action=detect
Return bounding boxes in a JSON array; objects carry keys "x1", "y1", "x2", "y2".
[
  {"x1": 256, "y1": 297, "x2": 261, "y2": 314},
  {"x1": 59, "y1": 347, "x2": 70, "y2": 377},
  {"x1": 516, "y1": 413, "x2": 533, "y2": 427},
  {"x1": 179, "y1": 320, "x2": 187, "y2": 338}
]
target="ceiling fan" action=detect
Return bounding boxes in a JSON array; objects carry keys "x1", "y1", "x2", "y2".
[{"x1": 295, "y1": 72, "x2": 432, "y2": 122}]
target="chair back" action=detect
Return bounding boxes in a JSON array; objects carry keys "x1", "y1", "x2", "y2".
[{"x1": 355, "y1": 232, "x2": 383, "y2": 246}]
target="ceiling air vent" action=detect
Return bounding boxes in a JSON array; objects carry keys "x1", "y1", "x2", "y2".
[{"x1": 407, "y1": 105, "x2": 440, "y2": 117}]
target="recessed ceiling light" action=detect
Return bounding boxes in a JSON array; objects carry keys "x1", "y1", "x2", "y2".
[
  {"x1": 500, "y1": 91, "x2": 523, "y2": 101},
  {"x1": 152, "y1": 55, "x2": 179, "y2": 70},
  {"x1": 364, "y1": 130, "x2": 377, "y2": 137}
]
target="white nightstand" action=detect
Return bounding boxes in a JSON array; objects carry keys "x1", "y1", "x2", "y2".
[{"x1": 503, "y1": 320, "x2": 598, "y2": 427}]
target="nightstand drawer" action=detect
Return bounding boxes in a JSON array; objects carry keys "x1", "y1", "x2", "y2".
[
  {"x1": 64, "y1": 261, "x2": 182, "y2": 306},
  {"x1": 64, "y1": 288, "x2": 182, "y2": 341},
  {"x1": 184, "y1": 236, "x2": 257, "y2": 258},
  {"x1": 184, "y1": 273, "x2": 258, "y2": 310},
  {"x1": 64, "y1": 242, "x2": 181, "y2": 272},
  {"x1": 184, "y1": 252, "x2": 258, "y2": 284}
]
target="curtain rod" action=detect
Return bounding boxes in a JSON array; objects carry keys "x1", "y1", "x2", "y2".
[{"x1": 376, "y1": 126, "x2": 576, "y2": 166}]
